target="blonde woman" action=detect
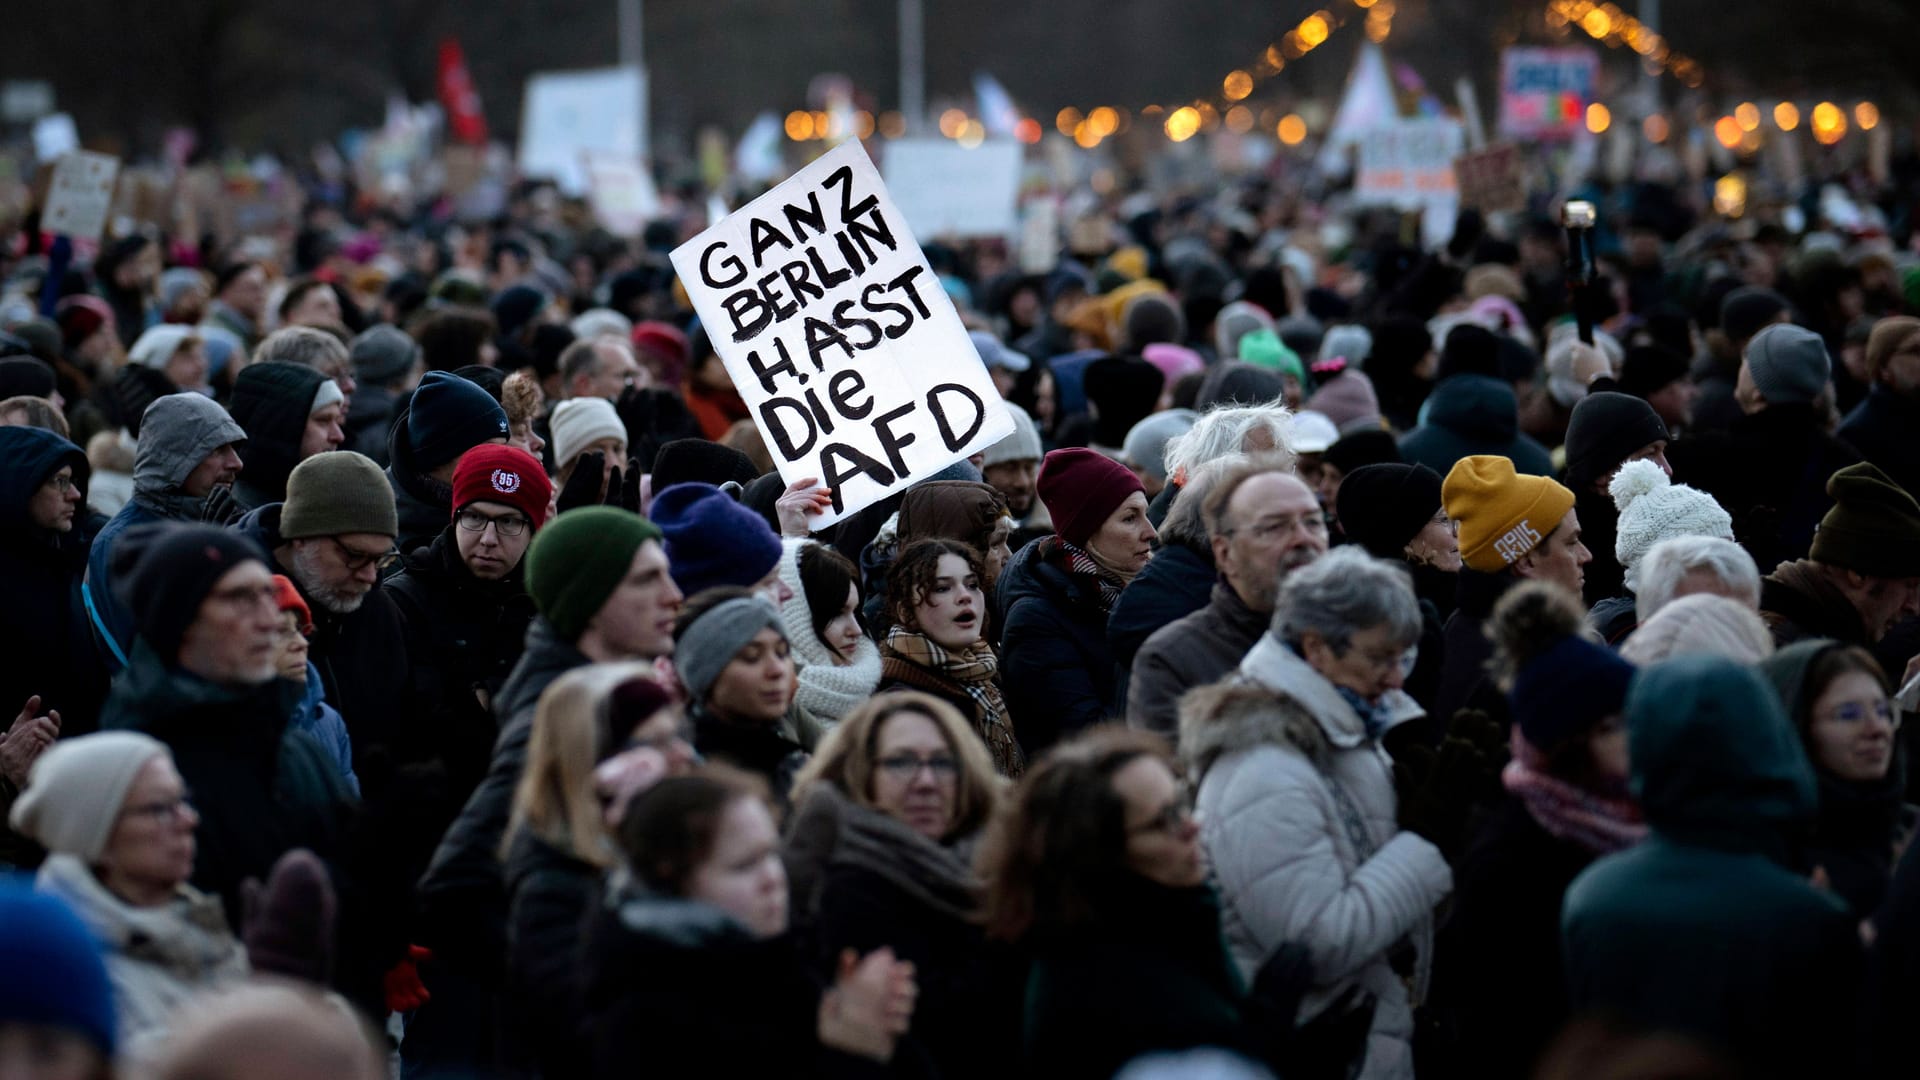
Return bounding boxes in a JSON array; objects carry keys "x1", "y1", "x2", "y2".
[
  {"x1": 784, "y1": 692, "x2": 1008, "y2": 1075},
  {"x1": 501, "y1": 662, "x2": 692, "y2": 1078}
]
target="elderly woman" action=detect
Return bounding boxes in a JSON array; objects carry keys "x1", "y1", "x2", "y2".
[
  {"x1": 1180, "y1": 546, "x2": 1454, "y2": 1080},
  {"x1": 785, "y1": 692, "x2": 1011, "y2": 1074},
  {"x1": 10, "y1": 732, "x2": 247, "y2": 1062},
  {"x1": 502, "y1": 663, "x2": 694, "y2": 1078},
  {"x1": 775, "y1": 539, "x2": 882, "y2": 731},
  {"x1": 1336, "y1": 462, "x2": 1460, "y2": 714},
  {"x1": 673, "y1": 587, "x2": 809, "y2": 799},
  {"x1": 998, "y1": 449, "x2": 1158, "y2": 753},
  {"x1": 1762, "y1": 641, "x2": 1915, "y2": 918}
]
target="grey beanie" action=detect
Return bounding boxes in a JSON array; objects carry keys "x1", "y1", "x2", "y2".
[
  {"x1": 1320, "y1": 324, "x2": 1374, "y2": 368},
  {"x1": 10, "y1": 732, "x2": 170, "y2": 861},
  {"x1": 1743, "y1": 324, "x2": 1831, "y2": 406},
  {"x1": 981, "y1": 401, "x2": 1042, "y2": 468},
  {"x1": 351, "y1": 326, "x2": 421, "y2": 385},
  {"x1": 674, "y1": 595, "x2": 786, "y2": 703},
  {"x1": 1121, "y1": 409, "x2": 1198, "y2": 484}
]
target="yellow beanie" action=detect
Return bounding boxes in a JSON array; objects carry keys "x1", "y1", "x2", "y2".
[{"x1": 1443, "y1": 455, "x2": 1576, "y2": 573}]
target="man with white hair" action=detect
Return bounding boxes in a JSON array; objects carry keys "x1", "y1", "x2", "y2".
[
  {"x1": 1145, "y1": 403, "x2": 1296, "y2": 526},
  {"x1": 1633, "y1": 536, "x2": 1763, "y2": 621}
]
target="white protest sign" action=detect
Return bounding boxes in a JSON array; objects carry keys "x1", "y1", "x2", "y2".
[
  {"x1": 671, "y1": 140, "x2": 1014, "y2": 528},
  {"x1": 33, "y1": 113, "x2": 78, "y2": 163},
  {"x1": 43, "y1": 151, "x2": 120, "y2": 241},
  {"x1": 1356, "y1": 119, "x2": 1464, "y2": 250},
  {"x1": 583, "y1": 155, "x2": 661, "y2": 236},
  {"x1": 881, "y1": 139, "x2": 1023, "y2": 238},
  {"x1": 518, "y1": 66, "x2": 647, "y2": 196}
]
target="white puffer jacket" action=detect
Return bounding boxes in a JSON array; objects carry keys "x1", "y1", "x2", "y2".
[{"x1": 1180, "y1": 633, "x2": 1452, "y2": 1080}]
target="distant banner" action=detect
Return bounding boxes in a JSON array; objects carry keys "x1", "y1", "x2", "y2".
[
  {"x1": 881, "y1": 139, "x2": 1023, "y2": 238},
  {"x1": 518, "y1": 66, "x2": 646, "y2": 196},
  {"x1": 1356, "y1": 120, "x2": 1464, "y2": 250},
  {"x1": 671, "y1": 141, "x2": 1014, "y2": 527},
  {"x1": 1499, "y1": 47, "x2": 1597, "y2": 141},
  {"x1": 43, "y1": 151, "x2": 119, "y2": 241}
]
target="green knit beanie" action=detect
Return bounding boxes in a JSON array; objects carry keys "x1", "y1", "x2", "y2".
[
  {"x1": 281, "y1": 451, "x2": 399, "y2": 539},
  {"x1": 1811, "y1": 463, "x2": 1920, "y2": 579},
  {"x1": 525, "y1": 506, "x2": 664, "y2": 642}
]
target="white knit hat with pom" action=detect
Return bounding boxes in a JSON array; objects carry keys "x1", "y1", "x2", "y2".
[{"x1": 1610, "y1": 458, "x2": 1734, "y2": 593}]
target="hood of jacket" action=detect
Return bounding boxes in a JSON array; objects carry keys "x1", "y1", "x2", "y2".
[
  {"x1": 229, "y1": 363, "x2": 328, "y2": 503},
  {"x1": 1423, "y1": 373, "x2": 1521, "y2": 443},
  {"x1": 1626, "y1": 653, "x2": 1817, "y2": 851},
  {"x1": 994, "y1": 535, "x2": 1095, "y2": 630},
  {"x1": 1180, "y1": 633, "x2": 1423, "y2": 778},
  {"x1": 0, "y1": 426, "x2": 88, "y2": 537},
  {"x1": 385, "y1": 401, "x2": 455, "y2": 541},
  {"x1": 36, "y1": 854, "x2": 244, "y2": 977},
  {"x1": 131, "y1": 393, "x2": 246, "y2": 505}
]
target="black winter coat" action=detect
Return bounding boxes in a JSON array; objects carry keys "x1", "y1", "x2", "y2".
[
  {"x1": 416, "y1": 619, "x2": 589, "y2": 976},
  {"x1": 997, "y1": 537, "x2": 1124, "y2": 754},
  {"x1": 503, "y1": 828, "x2": 601, "y2": 1079},
  {"x1": 582, "y1": 887, "x2": 897, "y2": 1079},
  {"x1": 1667, "y1": 404, "x2": 1861, "y2": 575},
  {"x1": 1106, "y1": 537, "x2": 1215, "y2": 673},
  {"x1": 1838, "y1": 386, "x2": 1920, "y2": 503},
  {"x1": 385, "y1": 404, "x2": 459, "y2": 553},
  {"x1": 102, "y1": 642, "x2": 353, "y2": 923},
  {"x1": 1432, "y1": 569, "x2": 1516, "y2": 729},
  {"x1": 1427, "y1": 798, "x2": 1600, "y2": 1079},
  {"x1": 0, "y1": 434, "x2": 105, "y2": 738}
]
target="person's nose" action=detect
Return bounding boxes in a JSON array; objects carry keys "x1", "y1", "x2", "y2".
[
  {"x1": 178, "y1": 803, "x2": 200, "y2": 829},
  {"x1": 354, "y1": 558, "x2": 379, "y2": 584},
  {"x1": 1381, "y1": 664, "x2": 1407, "y2": 692},
  {"x1": 1576, "y1": 542, "x2": 1593, "y2": 566}
]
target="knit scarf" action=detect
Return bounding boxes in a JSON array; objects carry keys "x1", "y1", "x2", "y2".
[
  {"x1": 1332, "y1": 683, "x2": 1402, "y2": 741},
  {"x1": 884, "y1": 627, "x2": 1025, "y2": 776},
  {"x1": 1058, "y1": 539, "x2": 1127, "y2": 613},
  {"x1": 793, "y1": 636, "x2": 883, "y2": 726},
  {"x1": 1502, "y1": 736, "x2": 1647, "y2": 855}
]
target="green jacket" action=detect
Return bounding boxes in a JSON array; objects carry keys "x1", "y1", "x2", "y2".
[{"x1": 1562, "y1": 655, "x2": 1862, "y2": 1079}]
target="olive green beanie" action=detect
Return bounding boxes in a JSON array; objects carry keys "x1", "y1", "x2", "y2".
[{"x1": 524, "y1": 506, "x2": 664, "y2": 642}]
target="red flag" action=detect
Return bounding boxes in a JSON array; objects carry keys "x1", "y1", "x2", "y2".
[{"x1": 438, "y1": 37, "x2": 488, "y2": 145}]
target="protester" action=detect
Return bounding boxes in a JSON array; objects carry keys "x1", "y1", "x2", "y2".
[
  {"x1": 775, "y1": 539, "x2": 883, "y2": 731},
  {"x1": 1429, "y1": 582, "x2": 1638, "y2": 1077},
  {"x1": 785, "y1": 692, "x2": 1014, "y2": 1074},
  {"x1": 0, "y1": 881, "x2": 118, "y2": 1078},
  {"x1": 1000, "y1": 449, "x2": 1155, "y2": 752},
  {"x1": 384, "y1": 370, "x2": 511, "y2": 550},
  {"x1": 1758, "y1": 462, "x2": 1920, "y2": 653},
  {"x1": 227, "y1": 362, "x2": 343, "y2": 510},
  {"x1": 1587, "y1": 458, "x2": 1736, "y2": 641},
  {"x1": 84, "y1": 393, "x2": 247, "y2": 671},
  {"x1": 1147, "y1": 402, "x2": 1295, "y2": 525},
  {"x1": 1760, "y1": 640, "x2": 1914, "y2": 918},
  {"x1": 1108, "y1": 455, "x2": 1246, "y2": 673},
  {"x1": 549, "y1": 395, "x2": 629, "y2": 501},
  {"x1": 1633, "y1": 535, "x2": 1763, "y2": 619},
  {"x1": 584, "y1": 767, "x2": 918, "y2": 1075},
  {"x1": 1838, "y1": 316, "x2": 1920, "y2": 498},
  {"x1": 125, "y1": 326, "x2": 209, "y2": 397},
  {"x1": 1128, "y1": 462, "x2": 1327, "y2": 739},
  {"x1": 878, "y1": 539, "x2": 1022, "y2": 777},
  {"x1": 1559, "y1": 391, "x2": 1673, "y2": 605},
  {"x1": 146, "y1": 981, "x2": 388, "y2": 1080},
  {"x1": 269, "y1": 574, "x2": 356, "y2": 794},
  {"x1": 652, "y1": 481, "x2": 790, "y2": 604},
  {"x1": 1618, "y1": 593, "x2": 1777, "y2": 666},
  {"x1": 1335, "y1": 461, "x2": 1459, "y2": 709},
  {"x1": 673, "y1": 588, "x2": 809, "y2": 797},
  {"x1": 1180, "y1": 547, "x2": 1452, "y2": 1079},
  {"x1": 0, "y1": 426, "x2": 105, "y2": 738},
  {"x1": 1317, "y1": 429, "x2": 1403, "y2": 524},
  {"x1": 343, "y1": 325, "x2": 422, "y2": 462},
  {"x1": 979, "y1": 401, "x2": 1047, "y2": 541},
  {"x1": 1561, "y1": 655, "x2": 1862, "y2": 1080},
  {"x1": 10, "y1": 732, "x2": 249, "y2": 1062},
  {"x1": 1399, "y1": 371, "x2": 1555, "y2": 479}
]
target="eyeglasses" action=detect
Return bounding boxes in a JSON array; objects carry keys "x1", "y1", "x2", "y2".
[
  {"x1": 44, "y1": 473, "x2": 77, "y2": 494},
  {"x1": 1127, "y1": 793, "x2": 1196, "y2": 836},
  {"x1": 876, "y1": 754, "x2": 958, "y2": 782},
  {"x1": 457, "y1": 509, "x2": 530, "y2": 538},
  {"x1": 329, "y1": 537, "x2": 400, "y2": 572},
  {"x1": 208, "y1": 582, "x2": 281, "y2": 612},
  {"x1": 122, "y1": 794, "x2": 193, "y2": 824},
  {"x1": 1819, "y1": 700, "x2": 1899, "y2": 728},
  {"x1": 1232, "y1": 512, "x2": 1331, "y2": 542}
]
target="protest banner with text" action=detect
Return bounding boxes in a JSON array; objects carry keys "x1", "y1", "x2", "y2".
[{"x1": 670, "y1": 140, "x2": 1014, "y2": 528}]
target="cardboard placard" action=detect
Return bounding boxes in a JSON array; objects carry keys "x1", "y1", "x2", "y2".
[
  {"x1": 43, "y1": 151, "x2": 119, "y2": 241},
  {"x1": 670, "y1": 140, "x2": 1014, "y2": 527},
  {"x1": 1453, "y1": 143, "x2": 1527, "y2": 213},
  {"x1": 880, "y1": 139, "x2": 1023, "y2": 238}
]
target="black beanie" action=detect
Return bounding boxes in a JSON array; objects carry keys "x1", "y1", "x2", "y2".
[
  {"x1": 111, "y1": 522, "x2": 267, "y2": 665},
  {"x1": 1719, "y1": 286, "x2": 1790, "y2": 343},
  {"x1": 1811, "y1": 463, "x2": 1920, "y2": 579},
  {"x1": 651, "y1": 438, "x2": 761, "y2": 493},
  {"x1": 1082, "y1": 355, "x2": 1166, "y2": 448},
  {"x1": 1618, "y1": 345, "x2": 1690, "y2": 399},
  {"x1": 1436, "y1": 324, "x2": 1501, "y2": 381},
  {"x1": 407, "y1": 370, "x2": 509, "y2": 470},
  {"x1": 1336, "y1": 463, "x2": 1444, "y2": 560},
  {"x1": 110, "y1": 366, "x2": 179, "y2": 438},
  {"x1": 1562, "y1": 392, "x2": 1671, "y2": 492},
  {"x1": 1323, "y1": 429, "x2": 1403, "y2": 476},
  {"x1": 0, "y1": 356, "x2": 55, "y2": 399}
]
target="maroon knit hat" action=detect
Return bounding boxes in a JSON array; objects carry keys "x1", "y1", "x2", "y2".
[
  {"x1": 452, "y1": 444, "x2": 554, "y2": 531},
  {"x1": 1038, "y1": 448, "x2": 1144, "y2": 546}
]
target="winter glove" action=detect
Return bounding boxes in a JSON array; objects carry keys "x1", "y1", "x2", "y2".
[
  {"x1": 603, "y1": 456, "x2": 642, "y2": 512},
  {"x1": 1394, "y1": 734, "x2": 1487, "y2": 861},
  {"x1": 554, "y1": 450, "x2": 607, "y2": 514},
  {"x1": 198, "y1": 482, "x2": 243, "y2": 525},
  {"x1": 242, "y1": 849, "x2": 338, "y2": 985},
  {"x1": 384, "y1": 945, "x2": 433, "y2": 1013},
  {"x1": 1444, "y1": 708, "x2": 1510, "y2": 802}
]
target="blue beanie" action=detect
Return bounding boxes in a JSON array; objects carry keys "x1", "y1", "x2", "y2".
[
  {"x1": 1510, "y1": 634, "x2": 1635, "y2": 750},
  {"x1": 0, "y1": 882, "x2": 116, "y2": 1055},
  {"x1": 408, "y1": 370, "x2": 510, "y2": 470},
  {"x1": 651, "y1": 482, "x2": 784, "y2": 599}
]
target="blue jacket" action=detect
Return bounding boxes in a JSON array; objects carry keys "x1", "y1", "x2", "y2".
[
  {"x1": 1398, "y1": 375, "x2": 1554, "y2": 479},
  {"x1": 997, "y1": 536, "x2": 1124, "y2": 754},
  {"x1": 293, "y1": 662, "x2": 359, "y2": 796},
  {"x1": 1106, "y1": 538, "x2": 1216, "y2": 673}
]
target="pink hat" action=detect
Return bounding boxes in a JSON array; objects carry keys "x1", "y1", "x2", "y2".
[
  {"x1": 1142, "y1": 343, "x2": 1205, "y2": 388},
  {"x1": 1306, "y1": 369, "x2": 1382, "y2": 431}
]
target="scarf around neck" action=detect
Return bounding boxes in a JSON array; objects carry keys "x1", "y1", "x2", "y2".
[
  {"x1": 1058, "y1": 538, "x2": 1128, "y2": 613},
  {"x1": 1502, "y1": 733, "x2": 1647, "y2": 855},
  {"x1": 884, "y1": 627, "x2": 1024, "y2": 776},
  {"x1": 793, "y1": 636, "x2": 883, "y2": 725}
]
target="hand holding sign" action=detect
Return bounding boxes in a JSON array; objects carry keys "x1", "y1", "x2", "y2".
[
  {"x1": 671, "y1": 141, "x2": 1014, "y2": 528},
  {"x1": 775, "y1": 477, "x2": 835, "y2": 538}
]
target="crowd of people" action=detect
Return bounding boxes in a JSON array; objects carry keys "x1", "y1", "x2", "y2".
[{"x1": 2, "y1": 134, "x2": 1920, "y2": 1080}]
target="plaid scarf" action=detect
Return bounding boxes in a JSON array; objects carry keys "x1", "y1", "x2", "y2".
[
  {"x1": 1058, "y1": 539, "x2": 1126, "y2": 614},
  {"x1": 884, "y1": 628, "x2": 1024, "y2": 776},
  {"x1": 1502, "y1": 733, "x2": 1647, "y2": 855}
]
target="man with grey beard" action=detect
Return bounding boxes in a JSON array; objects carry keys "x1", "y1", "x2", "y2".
[
  {"x1": 235, "y1": 450, "x2": 408, "y2": 761},
  {"x1": 1126, "y1": 462, "x2": 1330, "y2": 741}
]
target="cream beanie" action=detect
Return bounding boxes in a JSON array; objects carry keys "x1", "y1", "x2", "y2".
[
  {"x1": 549, "y1": 397, "x2": 627, "y2": 472},
  {"x1": 1619, "y1": 594, "x2": 1774, "y2": 666},
  {"x1": 1609, "y1": 459, "x2": 1734, "y2": 593},
  {"x1": 9, "y1": 732, "x2": 170, "y2": 861}
]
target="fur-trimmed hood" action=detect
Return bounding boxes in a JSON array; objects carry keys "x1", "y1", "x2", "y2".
[{"x1": 1180, "y1": 633, "x2": 1423, "y2": 779}]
